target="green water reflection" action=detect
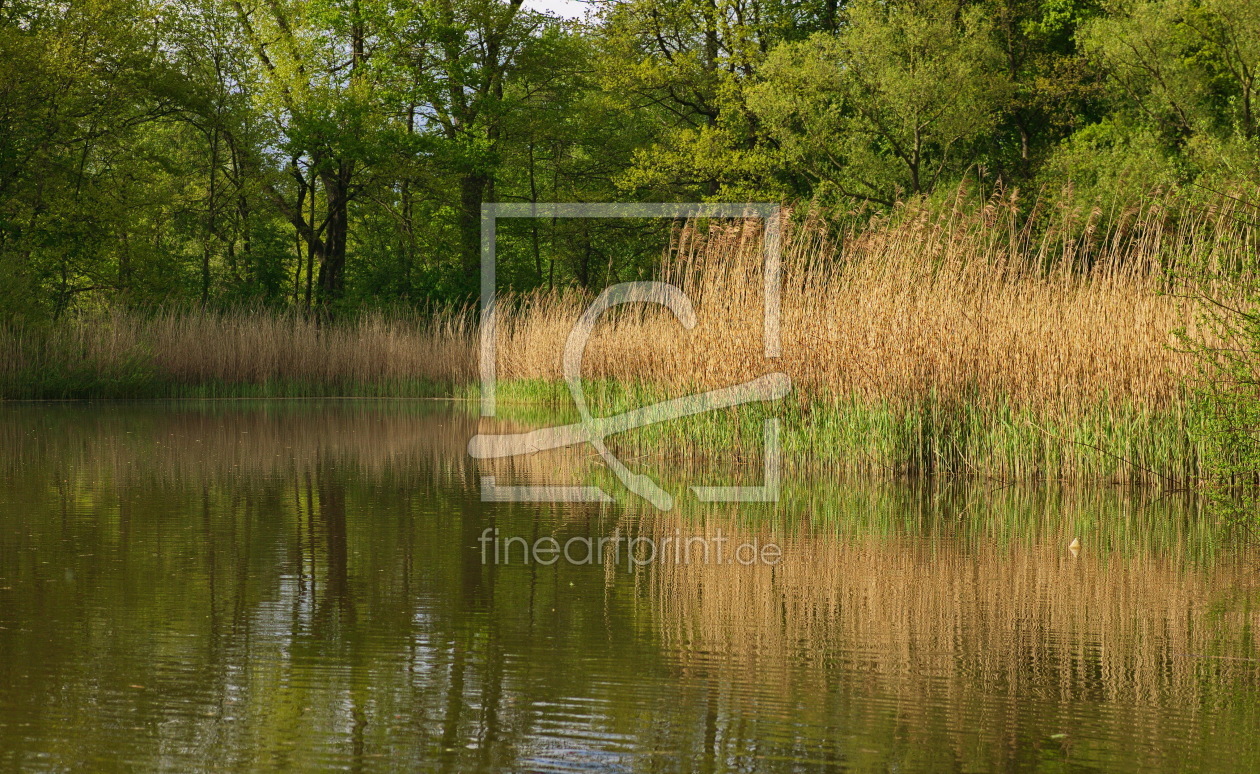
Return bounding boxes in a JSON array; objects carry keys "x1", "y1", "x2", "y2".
[{"x1": 0, "y1": 402, "x2": 1257, "y2": 772}]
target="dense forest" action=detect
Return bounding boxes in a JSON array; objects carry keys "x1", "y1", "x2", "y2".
[{"x1": 1, "y1": 0, "x2": 1257, "y2": 320}]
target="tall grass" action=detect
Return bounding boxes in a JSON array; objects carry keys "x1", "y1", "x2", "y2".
[
  {"x1": 3, "y1": 190, "x2": 1254, "y2": 482},
  {"x1": 497, "y1": 193, "x2": 1216, "y2": 410},
  {"x1": 485, "y1": 191, "x2": 1255, "y2": 482},
  {"x1": 0, "y1": 307, "x2": 475, "y2": 398}
]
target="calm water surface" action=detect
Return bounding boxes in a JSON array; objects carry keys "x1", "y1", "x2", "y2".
[{"x1": 0, "y1": 402, "x2": 1258, "y2": 772}]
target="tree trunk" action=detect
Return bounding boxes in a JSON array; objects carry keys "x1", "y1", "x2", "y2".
[
  {"x1": 317, "y1": 162, "x2": 352, "y2": 311},
  {"x1": 202, "y1": 126, "x2": 220, "y2": 305},
  {"x1": 459, "y1": 171, "x2": 492, "y2": 296}
]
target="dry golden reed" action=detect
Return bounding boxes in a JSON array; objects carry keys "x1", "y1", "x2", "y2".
[
  {"x1": 496, "y1": 193, "x2": 1248, "y2": 414},
  {"x1": 0, "y1": 307, "x2": 476, "y2": 393},
  {"x1": 4, "y1": 190, "x2": 1253, "y2": 418}
]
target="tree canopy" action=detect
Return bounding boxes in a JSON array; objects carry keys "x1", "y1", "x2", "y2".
[{"x1": 1, "y1": 0, "x2": 1257, "y2": 320}]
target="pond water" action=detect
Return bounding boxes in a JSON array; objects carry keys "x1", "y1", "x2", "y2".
[{"x1": 0, "y1": 402, "x2": 1257, "y2": 772}]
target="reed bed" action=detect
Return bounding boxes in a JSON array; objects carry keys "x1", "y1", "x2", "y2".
[
  {"x1": 3, "y1": 192, "x2": 1254, "y2": 481},
  {"x1": 0, "y1": 307, "x2": 475, "y2": 398},
  {"x1": 498, "y1": 194, "x2": 1220, "y2": 410},
  {"x1": 490, "y1": 193, "x2": 1255, "y2": 482}
]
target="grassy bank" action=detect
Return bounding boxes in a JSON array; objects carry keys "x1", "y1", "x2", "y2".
[
  {"x1": 3, "y1": 194, "x2": 1251, "y2": 484},
  {"x1": 476, "y1": 379, "x2": 1204, "y2": 485}
]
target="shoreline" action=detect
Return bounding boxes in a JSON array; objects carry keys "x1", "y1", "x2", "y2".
[{"x1": 0, "y1": 378, "x2": 1202, "y2": 486}]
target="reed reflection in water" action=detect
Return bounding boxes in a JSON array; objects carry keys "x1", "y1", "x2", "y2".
[{"x1": 0, "y1": 402, "x2": 1256, "y2": 773}]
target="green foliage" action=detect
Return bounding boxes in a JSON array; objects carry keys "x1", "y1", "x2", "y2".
[
  {"x1": 1081, "y1": 0, "x2": 1260, "y2": 181},
  {"x1": 749, "y1": 1, "x2": 1011, "y2": 204},
  {"x1": 0, "y1": 0, "x2": 1258, "y2": 322},
  {"x1": 595, "y1": 0, "x2": 799, "y2": 199},
  {"x1": 1175, "y1": 212, "x2": 1260, "y2": 519},
  {"x1": 1040, "y1": 118, "x2": 1183, "y2": 208},
  {"x1": 479, "y1": 378, "x2": 1205, "y2": 484}
]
